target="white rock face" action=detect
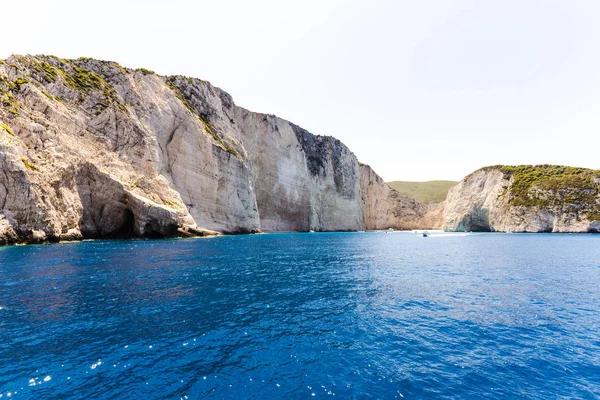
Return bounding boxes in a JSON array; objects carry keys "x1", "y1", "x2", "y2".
[
  {"x1": 360, "y1": 165, "x2": 444, "y2": 230},
  {"x1": 443, "y1": 169, "x2": 508, "y2": 232},
  {"x1": 443, "y1": 168, "x2": 600, "y2": 233},
  {"x1": 0, "y1": 56, "x2": 230, "y2": 244},
  {"x1": 4, "y1": 56, "x2": 596, "y2": 244},
  {"x1": 2, "y1": 55, "x2": 415, "y2": 244},
  {"x1": 175, "y1": 80, "x2": 366, "y2": 232}
]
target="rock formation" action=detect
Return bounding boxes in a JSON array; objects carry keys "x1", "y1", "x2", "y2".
[
  {"x1": 443, "y1": 165, "x2": 600, "y2": 233},
  {"x1": 4, "y1": 56, "x2": 597, "y2": 244},
  {"x1": 360, "y1": 164, "x2": 443, "y2": 230},
  {"x1": 0, "y1": 54, "x2": 437, "y2": 245},
  {"x1": 3, "y1": 56, "x2": 597, "y2": 244}
]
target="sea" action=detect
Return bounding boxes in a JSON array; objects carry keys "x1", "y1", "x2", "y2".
[{"x1": 0, "y1": 232, "x2": 599, "y2": 399}]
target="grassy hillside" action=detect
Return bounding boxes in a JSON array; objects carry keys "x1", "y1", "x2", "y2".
[
  {"x1": 475, "y1": 165, "x2": 600, "y2": 220},
  {"x1": 387, "y1": 180, "x2": 458, "y2": 204}
]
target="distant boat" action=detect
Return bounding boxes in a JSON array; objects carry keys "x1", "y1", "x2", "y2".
[
  {"x1": 422, "y1": 231, "x2": 429, "y2": 237},
  {"x1": 387, "y1": 228, "x2": 394, "y2": 233}
]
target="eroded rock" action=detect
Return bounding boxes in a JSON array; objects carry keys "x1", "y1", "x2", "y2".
[{"x1": 1, "y1": 54, "x2": 422, "y2": 244}]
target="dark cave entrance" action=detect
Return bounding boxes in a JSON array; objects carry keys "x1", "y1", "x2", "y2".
[
  {"x1": 143, "y1": 222, "x2": 165, "y2": 239},
  {"x1": 469, "y1": 224, "x2": 492, "y2": 233},
  {"x1": 110, "y1": 209, "x2": 135, "y2": 238}
]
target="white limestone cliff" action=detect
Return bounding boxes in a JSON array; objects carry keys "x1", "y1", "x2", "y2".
[
  {"x1": 360, "y1": 164, "x2": 443, "y2": 230},
  {"x1": 443, "y1": 166, "x2": 600, "y2": 233},
  {"x1": 0, "y1": 55, "x2": 418, "y2": 244}
]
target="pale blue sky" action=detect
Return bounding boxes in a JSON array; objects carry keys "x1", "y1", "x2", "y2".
[{"x1": 2, "y1": 0, "x2": 599, "y2": 181}]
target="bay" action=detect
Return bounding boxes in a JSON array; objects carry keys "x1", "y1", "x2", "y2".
[{"x1": 1, "y1": 232, "x2": 599, "y2": 398}]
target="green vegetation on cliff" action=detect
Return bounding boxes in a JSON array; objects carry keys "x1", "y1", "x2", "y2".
[
  {"x1": 21, "y1": 157, "x2": 39, "y2": 171},
  {"x1": 9, "y1": 55, "x2": 129, "y2": 114},
  {"x1": 165, "y1": 76, "x2": 240, "y2": 159},
  {"x1": 136, "y1": 68, "x2": 155, "y2": 75},
  {"x1": 479, "y1": 165, "x2": 600, "y2": 220},
  {"x1": 387, "y1": 180, "x2": 457, "y2": 204},
  {"x1": 0, "y1": 122, "x2": 14, "y2": 136}
]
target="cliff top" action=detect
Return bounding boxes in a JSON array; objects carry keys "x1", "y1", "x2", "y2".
[
  {"x1": 1, "y1": 54, "x2": 223, "y2": 91},
  {"x1": 468, "y1": 165, "x2": 600, "y2": 219}
]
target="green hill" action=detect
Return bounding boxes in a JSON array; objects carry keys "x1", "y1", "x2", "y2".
[{"x1": 387, "y1": 180, "x2": 458, "y2": 204}]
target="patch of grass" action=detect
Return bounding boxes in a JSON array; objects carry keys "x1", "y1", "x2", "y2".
[
  {"x1": 26, "y1": 59, "x2": 58, "y2": 83},
  {"x1": 499, "y1": 165, "x2": 598, "y2": 207},
  {"x1": 0, "y1": 76, "x2": 22, "y2": 111},
  {"x1": 165, "y1": 78, "x2": 197, "y2": 115},
  {"x1": 136, "y1": 68, "x2": 155, "y2": 75},
  {"x1": 1, "y1": 89, "x2": 14, "y2": 106},
  {"x1": 387, "y1": 180, "x2": 458, "y2": 204},
  {"x1": 498, "y1": 185, "x2": 509, "y2": 199},
  {"x1": 21, "y1": 158, "x2": 39, "y2": 171},
  {"x1": 64, "y1": 66, "x2": 107, "y2": 92},
  {"x1": 42, "y1": 55, "x2": 67, "y2": 68},
  {"x1": 14, "y1": 77, "x2": 29, "y2": 91},
  {"x1": 116, "y1": 103, "x2": 128, "y2": 114},
  {"x1": 39, "y1": 89, "x2": 53, "y2": 100},
  {"x1": 166, "y1": 77, "x2": 240, "y2": 159},
  {"x1": 93, "y1": 100, "x2": 109, "y2": 115},
  {"x1": 47, "y1": 61, "x2": 129, "y2": 114},
  {"x1": 1, "y1": 97, "x2": 18, "y2": 109},
  {"x1": 588, "y1": 212, "x2": 600, "y2": 221},
  {"x1": 475, "y1": 165, "x2": 600, "y2": 221},
  {"x1": 0, "y1": 122, "x2": 14, "y2": 136},
  {"x1": 10, "y1": 56, "x2": 128, "y2": 115},
  {"x1": 199, "y1": 115, "x2": 239, "y2": 158}
]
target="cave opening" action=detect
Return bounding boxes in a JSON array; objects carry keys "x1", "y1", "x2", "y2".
[
  {"x1": 143, "y1": 222, "x2": 165, "y2": 239},
  {"x1": 110, "y1": 209, "x2": 135, "y2": 238},
  {"x1": 469, "y1": 225, "x2": 491, "y2": 233}
]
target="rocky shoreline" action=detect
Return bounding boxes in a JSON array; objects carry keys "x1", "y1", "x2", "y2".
[
  {"x1": 443, "y1": 165, "x2": 600, "y2": 233},
  {"x1": 0, "y1": 55, "x2": 441, "y2": 245},
  {"x1": 1, "y1": 55, "x2": 597, "y2": 246}
]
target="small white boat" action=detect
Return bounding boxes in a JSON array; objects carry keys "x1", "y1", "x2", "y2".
[{"x1": 387, "y1": 228, "x2": 394, "y2": 233}]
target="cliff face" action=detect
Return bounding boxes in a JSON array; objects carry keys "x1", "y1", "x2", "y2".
[
  {"x1": 4, "y1": 56, "x2": 596, "y2": 244},
  {"x1": 178, "y1": 79, "x2": 365, "y2": 232},
  {"x1": 443, "y1": 165, "x2": 600, "y2": 233},
  {"x1": 0, "y1": 55, "x2": 404, "y2": 244},
  {"x1": 360, "y1": 165, "x2": 443, "y2": 230}
]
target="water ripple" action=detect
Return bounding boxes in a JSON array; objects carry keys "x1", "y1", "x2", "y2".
[{"x1": 0, "y1": 233, "x2": 599, "y2": 398}]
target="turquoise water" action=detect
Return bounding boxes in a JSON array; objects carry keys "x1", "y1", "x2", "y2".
[{"x1": 0, "y1": 232, "x2": 599, "y2": 399}]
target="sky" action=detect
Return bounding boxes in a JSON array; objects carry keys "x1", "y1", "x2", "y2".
[{"x1": 2, "y1": 0, "x2": 599, "y2": 182}]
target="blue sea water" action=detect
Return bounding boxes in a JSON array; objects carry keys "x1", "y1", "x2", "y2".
[{"x1": 0, "y1": 232, "x2": 599, "y2": 399}]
